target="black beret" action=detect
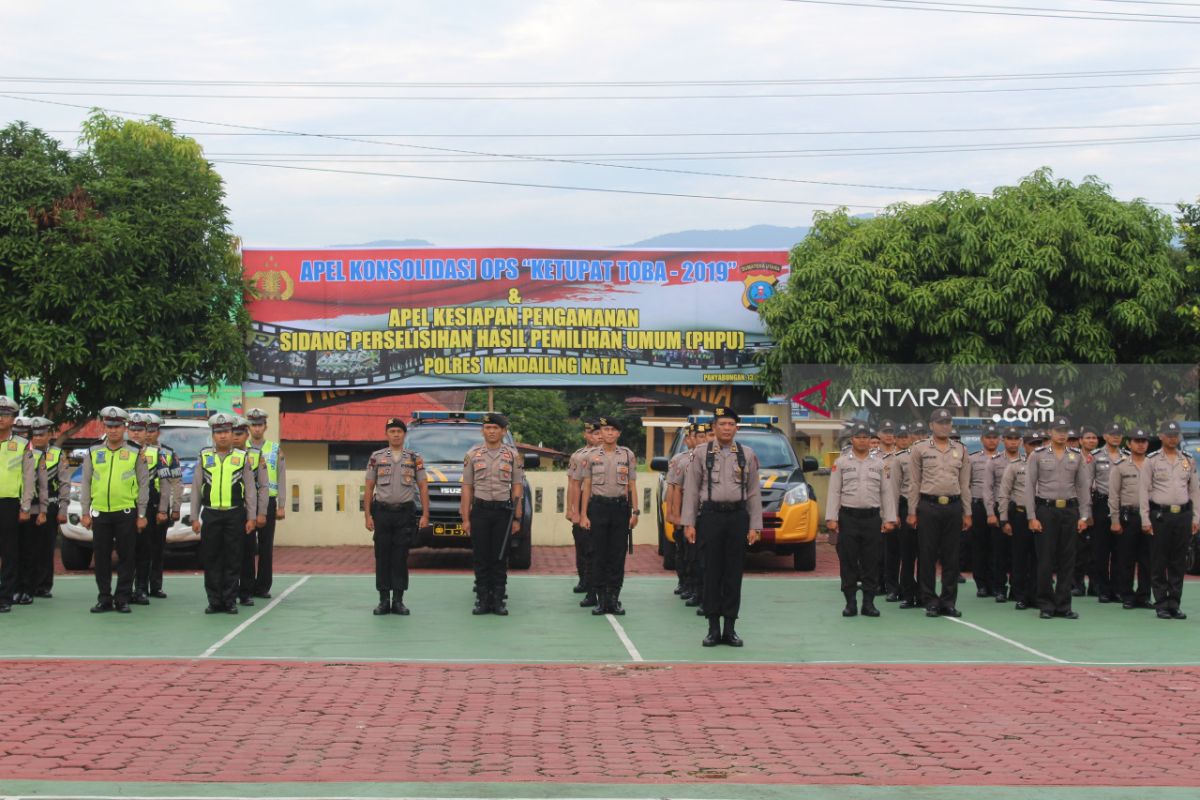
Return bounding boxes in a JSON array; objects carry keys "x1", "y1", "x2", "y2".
[
  {"x1": 482, "y1": 412, "x2": 509, "y2": 428},
  {"x1": 713, "y1": 407, "x2": 740, "y2": 423},
  {"x1": 385, "y1": 417, "x2": 408, "y2": 432}
]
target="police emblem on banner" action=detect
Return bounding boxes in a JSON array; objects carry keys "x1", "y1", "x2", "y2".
[
  {"x1": 250, "y1": 258, "x2": 295, "y2": 301},
  {"x1": 740, "y1": 262, "x2": 784, "y2": 311}
]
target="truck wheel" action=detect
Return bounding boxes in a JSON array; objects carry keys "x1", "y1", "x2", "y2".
[
  {"x1": 60, "y1": 536, "x2": 93, "y2": 571},
  {"x1": 509, "y1": 523, "x2": 532, "y2": 570},
  {"x1": 793, "y1": 540, "x2": 817, "y2": 572}
]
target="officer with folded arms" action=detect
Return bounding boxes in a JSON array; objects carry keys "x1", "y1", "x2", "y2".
[
  {"x1": 1139, "y1": 421, "x2": 1199, "y2": 620},
  {"x1": 906, "y1": 408, "x2": 971, "y2": 618},
  {"x1": 191, "y1": 412, "x2": 257, "y2": 614},
  {"x1": 461, "y1": 412, "x2": 524, "y2": 616},
  {"x1": 1108, "y1": 427, "x2": 1152, "y2": 610},
  {"x1": 364, "y1": 417, "x2": 430, "y2": 616},
  {"x1": 81, "y1": 407, "x2": 151, "y2": 614},
  {"x1": 1024, "y1": 416, "x2": 1092, "y2": 620},
  {"x1": 578, "y1": 416, "x2": 638, "y2": 616},
  {"x1": 826, "y1": 422, "x2": 897, "y2": 618}
]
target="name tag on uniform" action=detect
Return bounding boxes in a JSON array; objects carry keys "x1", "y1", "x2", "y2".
[
  {"x1": 6, "y1": 442, "x2": 16, "y2": 452},
  {"x1": 119, "y1": 450, "x2": 130, "y2": 460},
  {"x1": 96, "y1": 451, "x2": 106, "y2": 464}
]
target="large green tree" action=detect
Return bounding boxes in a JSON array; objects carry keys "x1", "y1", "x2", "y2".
[
  {"x1": 758, "y1": 169, "x2": 1199, "y2": 392},
  {"x1": 0, "y1": 114, "x2": 249, "y2": 432},
  {"x1": 465, "y1": 388, "x2": 576, "y2": 453}
]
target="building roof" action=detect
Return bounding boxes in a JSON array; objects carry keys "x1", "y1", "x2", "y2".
[{"x1": 280, "y1": 392, "x2": 452, "y2": 442}]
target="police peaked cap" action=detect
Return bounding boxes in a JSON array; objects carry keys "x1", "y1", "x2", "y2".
[
  {"x1": 246, "y1": 408, "x2": 270, "y2": 422},
  {"x1": 100, "y1": 406, "x2": 129, "y2": 425},
  {"x1": 208, "y1": 412, "x2": 235, "y2": 431}
]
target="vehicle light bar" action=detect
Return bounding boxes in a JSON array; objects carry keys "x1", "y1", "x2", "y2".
[{"x1": 412, "y1": 410, "x2": 490, "y2": 421}]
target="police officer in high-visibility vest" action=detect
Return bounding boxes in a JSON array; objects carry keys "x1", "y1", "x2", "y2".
[
  {"x1": 81, "y1": 407, "x2": 151, "y2": 613},
  {"x1": 191, "y1": 412, "x2": 258, "y2": 614},
  {"x1": 460, "y1": 413, "x2": 524, "y2": 616},
  {"x1": 27, "y1": 417, "x2": 66, "y2": 599},
  {"x1": 232, "y1": 416, "x2": 269, "y2": 606},
  {"x1": 246, "y1": 407, "x2": 286, "y2": 599},
  {"x1": 12, "y1": 416, "x2": 45, "y2": 606},
  {"x1": 565, "y1": 419, "x2": 601, "y2": 606},
  {"x1": 142, "y1": 414, "x2": 182, "y2": 598},
  {"x1": 680, "y1": 407, "x2": 763, "y2": 647},
  {"x1": 1139, "y1": 420, "x2": 1200, "y2": 620},
  {"x1": 0, "y1": 397, "x2": 37, "y2": 613},
  {"x1": 578, "y1": 416, "x2": 638, "y2": 617},
  {"x1": 126, "y1": 413, "x2": 170, "y2": 605},
  {"x1": 364, "y1": 417, "x2": 430, "y2": 615},
  {"x1": 16, "y1": 417, "x2": 52, "y2": 604}
]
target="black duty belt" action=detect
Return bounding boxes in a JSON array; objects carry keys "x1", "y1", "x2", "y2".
[
  {"x1": 920, "y1": 494, "x2": 960, "y2": 505},
  {"x1": 1009, "y1": 502, "x2": 1027, "y2": 513},
  {"x1": 1093, "y1": 492, "x2": 1109, "y2": 502},
  {"x1": 1150, "y1": 501, "x2": 1193, "y2": 514},
  {"x1": 373, "y1": 500, "x2": 415, "y2": 512},
  {"x1": 839, "y1": 506, "x2": 880, "y2": 519},
  {"x1": 1035, "y1": 497, "x2": 1078, "y2": 508},
  {"x1": 700, "y1": 501, "x2": 746, "y2": 512},
  {"x1": 591, "y1": 495, "x2": 630, "y2": 506},
  {"x1": 1120, "y1": 505, "x2": 1140, "y2": 514},
  {"x1": 473, "y1": 499, "x2": 512, "y2": 510}
]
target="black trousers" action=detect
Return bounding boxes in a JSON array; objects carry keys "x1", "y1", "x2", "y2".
[
  {"x1": 917, "y1": 499, "x2": 961, "y2": 610},
  {"x1": 373, "y1": 503, "x2": 414, "y2": 594},
  {"x1": 898, "y1": 499, "x2": 919, "y2": 604},
  {"x1": 470, "y1": 503, "x2": 511, "y2": 594},
  {"x1": 1149, "y1": 508, "x2": 1191, "y2": 612},
  {"x1": 589, "y1": 500, "x2": 629, "y2": 594},
  {"x1": 1091, "y1": 495, "x2": 1116, "y2": 598},
  {"x1": 674, "y1": 524, "x2": 687, "y2": 584},
  {"x1": 0, "y1": 498, "x2": 20, "y2": 598},
  {"x1": 969, "y1": 498, "x2": 994, "y2": 593},
  {"x1": 989, "y1": 504, "x2": 1012, "y2": 596},
  {"x1": 133, "y1": 491, "x2": 159, "y2": 594},
  {"x1": 882, "y1": 497, "x2": 904, "y2": 596},
  {"x1": 16, "y1": 514, "x2": 39, "y2": 596},
  {"x1": 1034, "y1": 504, "x2": 1078, "y2": 614},
  {"x1": 35, "y1": 502, "x2": 58, "y2": 593},
  {"x1": 572, "y1": 523, "x2": 592, "y2": 589},
  {"x1": 837, "y1": 509, "x2": 882, "y2": 596},
  {"x1": 251, "y1": 497, "x2": 278, "y2": 596},
  {"x1": 146, "y1": 513, "x2": 168, "y2": 593},
  {"x1": 93, "y1": 509, "x2": 136, "y2": 605},
  {"x1": 1073, "y1": 521, "x2": 1093, "y2": 594},
  {"x1": 201, "y1": 508, "x2": 245, "y2": 608},
  {"x1": 1113, "y1": 509, "x2": 1150, "y2": 604},
  {"x1": 1008, "y1": 504, "x2": 1036, "y2": 605},
  {"x1": 697, "y1": 506, "x2": 748, "y2": 619}
]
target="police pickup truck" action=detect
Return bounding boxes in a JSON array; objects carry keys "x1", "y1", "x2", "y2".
[
  {"x1": 404, "y1": 411, "x2": 539, "y2": 569},
  {"x1": 651, "y1": 415, "x2": 821, "y2": 571}
]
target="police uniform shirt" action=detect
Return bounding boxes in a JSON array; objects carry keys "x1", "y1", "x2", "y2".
[
  {"x1": 157, "y1": 444, "x2": 185, "y2": 517},
  {"x1": 996, "y1": 456, "x2": 1028, "y2": 523},
  {"x1": 1023, "y1": 445, "x2": 1093, "y2": 521},
  {"x1": 984, "y1": 452, "x2": 1016, "y2": 515},
  {"x1": 34, "y1": 445, "x2": 70, "y2": 511},
  {"x1": 190, "y1": 448, "x2": 258, "y2": 520},
  {"x1": 1138, "y1": 450, "x2": 1200, "y2": 525},
  {"x1": 679, "y1": 442, "x2": 764, "y2": 530},
  {"x1": 575, "y1": 445, "x2": 637, "y2": 500},
  {"x1": 365, "y1": 447, "x2": 427, "y2": 505},
  {"x1": 969, "y1": 449, "x2": 999, "y2": 501},
  {"x1": 132, "y1": 442, "x2": 172, "y2": 516},
  {"x1": 826, "y1": 451, "x2": 898, "y2": 523},
  {"x1": 665, "y1": 448, "x2": 694, "y2": 488},
  {"x1": 81, "y1": 441, "x2": 151, "y2": 518},
  {"x1": 245, "y1": 445, "x2": 271, "y2": 515},
  {"x1": 19, "y1": 446, "x2": 49, "y2": 515},
  {"x1": 1107, "y1": 454, "x2": 1144, "y2": 520},
  {"x1": 3, "y1": 434, "x2": 38, "y2": 512},
  {"x1": 1090, "y1": 446, "x2": 1126, "y2": 496},
  {"x1": 889, "y1": 449, "x2": 913, "y2": 501},
  {"x1": 905, "y1": 438, "x2": 972, "y2": 515},
  {"x1": 567, "y1": 445, "x2": 596, "y2": 485},
  {"x1": 462, "y1": 443, "x2": 523, "y2": 502}
]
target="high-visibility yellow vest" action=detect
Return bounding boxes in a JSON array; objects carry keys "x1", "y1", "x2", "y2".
[
  {"x1": 44, "y1": 446, "x2": 63, "y2": 497},
  {"x1": 89, "y1": 444, "x2": 140, "y2": 512},
  {"x1": 200, "y1": 447, "x2": 247, "y2": 509},
  {"x1": 0, "y1": 436, "x2": 28, "y2": 499},
  {"x1": 141, "y1": 445, "x2": 160, "y2": 493},
  {"x1": 261, "y1": 440, "x2": 280, "y2": 497}
]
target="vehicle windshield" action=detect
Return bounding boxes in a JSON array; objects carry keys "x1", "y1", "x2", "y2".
[
  {"x1": 157, "y1": 427, "x2": 211, "y2": 461},
  {"x1": 404, "y1": 426, "x2": 514, "y2": 463}
]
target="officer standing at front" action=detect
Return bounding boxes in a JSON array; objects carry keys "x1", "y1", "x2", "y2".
[
  {"x1": 142, "y1": 414, "x2": 182, "y2": 599},
  {"x1": 1089, "y1": 423, "x2": 1127, "y2": 603},
  {"x1": 232, "y1": 416, "x2": 269, "y2": 606},
  {"x1": 364, "y1": 417, "x2": 430, "y2": 616},
  {"x1": 28, "y1": 417, "x2": 67, "y2": 599},
  {"x1": 826, "y1": 423, "x2": 897, "y2": 618},
  {"x1": 246, "y1": 408, "x2": 286, "y2": 599},
  {"x1": 461, "y1": 413, "x2": 524, "y2": 616},
  {"x1": 191, "y1": 413, "x2": 257, "y2": 614},
  {"x1": 565, "y1": 419, "x2": 601, "y2": 606},
  {"x1": 1108, "y1": 428, "x2": 1151, "y2": 610},
  {"x1": 81, "y1": 407, "x2": 151, "y2": 613},
  {"x1": 578, "y1": 417, "x2": 638, "y2": 616},
  {"x1": 1023, "y1": 416, "x2": 1092, "y2": 620},
  {"x1": 1139, "y1": 421, "x2": 1199, "y2": 620},
  {"x1": 680, "y1": 407, "x2": 762, "y2": 647},
  {"x1": 906, "y1": 408, "x2": 971, "y2": 618},
  {"x1": 0, "y1": 397, "x2": 37, "y2": 613}
]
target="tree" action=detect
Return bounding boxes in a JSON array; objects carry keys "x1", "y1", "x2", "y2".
[
  {"x1": 465, "y1": 388, "x2": 576, "y2": 453},
  {"x1": 758, "y1": 168, "x2": 1199, "y2": 394},
  {"x1": 0, "y1": 114, "x2": 249, "y2": 433},
  {"x1": 1176, "y1": 198, "x2": 1200, "y2": 342}
]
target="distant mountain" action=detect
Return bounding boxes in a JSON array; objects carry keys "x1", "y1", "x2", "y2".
[
  {"x1": 331, "y1": 239, "x2": 435, "y2": 247},
  {"x1": 620, "y1": 224, "x2": 810, "y2": 249}
]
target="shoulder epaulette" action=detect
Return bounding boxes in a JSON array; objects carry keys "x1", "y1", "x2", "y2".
[
  {"x1": 1034, "y1": 445, "x2": 1049, "y2": 453},
  {"x1": 1147, "y1": 450, "x2": 1161, "y2": 458},
  {"x1": 1090, "y1": 446, "x2": 1105, "y2": 456}
]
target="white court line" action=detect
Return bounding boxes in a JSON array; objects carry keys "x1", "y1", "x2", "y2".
[
  {"x1": 0, "y1": 796, "x2": 745, "y2": 800},
  {"x1": 605, "y1": 614, "x2": 644, "y2": 662},
  {"x1": 199, "y1": 575, "x2": 310, "y2": 658},
  {"x1": 944, "y1": 616, "x2": 1069, "y2": 664}
]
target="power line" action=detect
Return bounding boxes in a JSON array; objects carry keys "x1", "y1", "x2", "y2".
[
  {"x1": 860, "y1": 0, "x2": 1200, "y2": 18},
  {"x1": 782, "y1": 0, "x2": 1200, "y2": 21}
]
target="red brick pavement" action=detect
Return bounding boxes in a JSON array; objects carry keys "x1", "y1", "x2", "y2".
[{"x1": 1, "y1": 660, "x2": 1196, "y2": 785}]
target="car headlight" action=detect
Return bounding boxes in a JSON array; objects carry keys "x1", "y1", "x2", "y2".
[
  {"x1": 782, "y1": 484, "x2": 810, "y2": 506},
  {"x1": 68, "y1": 513, "x2": 81, "y2": 525}
]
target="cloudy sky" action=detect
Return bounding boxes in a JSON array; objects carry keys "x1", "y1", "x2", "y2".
[{"x1": 2, "y1": 0, "x2": 1198, "y2": 247}]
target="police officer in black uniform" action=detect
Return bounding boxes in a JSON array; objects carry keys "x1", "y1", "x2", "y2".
[
  {"x1": 1139, "y1": 421, "x2": 1200, "y2": 619},
  {"x1": 461, "y1": 413, "x2": 524, "y2": 616},
  {"x1": 364, "y1": 417, "x2": 430, "y2": 615},
  {"x1": 578, "y1": 417, "x2": 638, "y2": 616}
]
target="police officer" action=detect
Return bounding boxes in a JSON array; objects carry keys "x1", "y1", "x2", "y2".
[
  {"x1": 566, "y1": 419, "x2": 601, "y2": 606},
  {"x1": 16, "y1": 417, "x2": 52, "y2": 604},
  {"x1": 1108, "y1": 427, "x2": 1151, "y2": 610},
  {"x1": 997, "y1": 429, "x2": 1039, "y2": 609},
  {"x1": 246, "y1": 407, "x2": 286, "y2": 599},
  {"x1": 364, "y1": 417, "x2": 430, "y2": 615},
  {"x1": 232, "y1": 416, "x2": 269, "y2": 606},
  {"x1": 1024, "y1": 416, "x2": 1092, "y2": 620},
  {"x1": 827, "y1": 422, "x2": 897, "y2": 617},
  {"x1": 1072, "y1": 425, "x2": 1101, "y2": 597},
  {"x1": 891, "y1": 424, "x2": 920, "y2": 608},
  {"x1": 27, "y1": 417, "x2": 66, "y2": 599},
  {"x1": 1089, "y1": 423, "x2": 1127, "y2": 603},
  {"x1": 906, "y1": 409, "x2": 971, "y2": 617},
  {"x1": 0, "y1": 397, "x2": 37, "y2": 613},
  {"x1": 680, "y1": 422, "x2": 714, "y2": 610},
  {"x1": 81, "y1": 407, "x2": 151, "y2": 613},
  {"x1": 966, "y1": 423, "x2": 1002, "y2": 599},
  {"x1": 578, "y1": 416, "x2": 638, "y2": 616},
  {"x1": 461, "y1": 412, "x2": 524, "y2": 616},
  {"x1": 875, "y1": 420, "x2": 903, "y2": 602},
  {"x1": 983, "y1": 426, "x2": 1021, "y2": 602},
  {"x1": 191, "y1": 412, "x2": 258, "y2": 614},
  {"x1": 1139, "y1": 421, "x2": 1199, "y2": 620},
  {"x1": 680, "y1": 407, "x2": 762, "y2": 647},
  {"x1": 127, "y1": 413, "x2": 170, "y2": 605},
  {"x1": 142, "y1": 414, "x2": 182, "y2": 598},
  {"x1": 666, "y1": 421, "x2": 697, "y2": 601}
]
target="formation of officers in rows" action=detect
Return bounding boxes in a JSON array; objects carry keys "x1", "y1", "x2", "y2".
[
  {"x1": 0, "y1": 399, "x2": 285, "y2": 615},
  {"x1": 826, "y1": 410, "x2": 1199, "y2": 621}
]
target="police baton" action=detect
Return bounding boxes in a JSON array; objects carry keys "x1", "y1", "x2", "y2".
[{"x1": 498, "y1": 502, "x2": 517, "y2": 562}]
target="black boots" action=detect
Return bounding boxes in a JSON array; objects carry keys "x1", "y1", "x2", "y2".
[
  {"x1": 472, "y1": 590, "x2": 490, "y2": 615},
  {"x1": 391, "y1": 592, "x2": 409, "y2": 615},
  {"x1": 842, "y1": 590, "x2": 858, "y2": 617},
  {"x1": 374, "y1": 592, "x2": 391, "y2": 615},
  {"x1": 491, "y1": 587, "x2": 509, "y2": 616},
  {"x1": 861, "y1": 594, "x2": 880, "y2": 617},
  {"x1": 702, "y1": 615, "x2": 721, "y2": 647},
  {"x1": 722, "y1": 617, "x2": 743, "y2": 647},
  {"x1": 579, "y1": 591, "x2": 597, "y2": 608}
]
